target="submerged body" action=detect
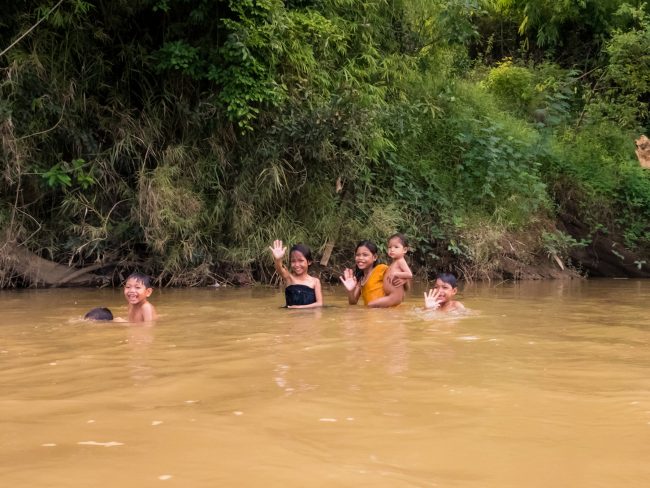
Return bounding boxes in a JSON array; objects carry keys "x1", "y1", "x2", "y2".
[{"x1": 285, "y1": 284, "x2": 317, "y2": 307}]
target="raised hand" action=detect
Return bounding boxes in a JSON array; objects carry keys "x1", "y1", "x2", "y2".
[
  {"x1": 339, "y1": 268, "x2": 358, "y2": 292},
  {"x1": 269, "y1": 239, "x2": 287, "y2": 261},
  {"x1": 424, "y1": 288, "x2": 442, "y2": 310}
]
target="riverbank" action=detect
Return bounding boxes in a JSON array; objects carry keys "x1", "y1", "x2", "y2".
[{"x1": 4, "y1": 233, "x2": 649, "y2": 289}]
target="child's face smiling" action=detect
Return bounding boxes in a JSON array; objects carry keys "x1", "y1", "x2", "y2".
[
  {"x1": 290, "y1": 251, "x2": 310, "y2": 276},
  {"x1": 387, "y1": 238, "x2": 407, "y2": 260},
  {"x1": 124, "y1": 278, "x2": 152, "y2": 305},
  {"x1": 355, "y1": 245, "x2": 377, "y2": 270},
  {"x1": 433, "y1": 278, "x2": 456, "y2": 304}
]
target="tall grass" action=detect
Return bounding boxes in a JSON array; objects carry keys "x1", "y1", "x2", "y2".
[{"x1": 0, "y1": 0, "x2": 648, "y2": 286}]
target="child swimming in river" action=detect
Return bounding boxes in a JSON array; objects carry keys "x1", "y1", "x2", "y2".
[
  {"x1": 367, "y1": 233, "x2": 413, "y2": 308},
  {"x1": 84, "y1": 307, "x2": 114, "y2": 321},
  {"x1": 424, "y1": 272, "x2": 465, "y2": 313},
  {"x1": 269, "y1": 239, "x2": 323, "y2": 308},
  {"x1": 123, "y1": 272, "x2": 158, "y2": 322}
]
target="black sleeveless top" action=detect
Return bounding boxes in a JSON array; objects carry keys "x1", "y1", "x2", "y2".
[{"x1": 285, "y1": 284, "x2": 317, "y2": 306}]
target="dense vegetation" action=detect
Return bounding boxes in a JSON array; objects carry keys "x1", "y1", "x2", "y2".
[{"x1": 1, "y1": 0, "x2": 649, "y2": 287}]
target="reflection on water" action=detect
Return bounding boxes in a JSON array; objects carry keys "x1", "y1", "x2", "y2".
[{"x1": 1, "y1": 280, "x2": 650, "y2": 487}]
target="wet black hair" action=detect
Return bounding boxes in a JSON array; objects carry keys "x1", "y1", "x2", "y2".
[
  {"x1": 388, "y1": 233, "x2": 408, "y2": 247},
  {"x1": 436, "y1": 272, "x2": 458, "y2": 288},
  {"x1": 125, "y1": 272, "x2": 153, "y2": 288},
  {"x1": 84, "y1": 307, "x2": 113, "y2": 321},
  {"x1": 289, "y1": 243, "x2": 313, "y2": 263},
  {"x1": 354, "y1": 240, "x2": 379, "y2": 281}
]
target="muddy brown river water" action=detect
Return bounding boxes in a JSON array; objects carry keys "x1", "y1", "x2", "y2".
[{"x1": 1, "y1": 280, "x2": 649, "y2": 487}]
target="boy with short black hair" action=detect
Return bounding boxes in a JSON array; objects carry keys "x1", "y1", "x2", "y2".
[
  {"x1": 84, "y1": 307, "x2": 114, "y2": 321},
  {"x1": 124, "y1": 272, "x2": 157, "y2": 322},
  {"x1": 424, "y1": 272, "x2": 465, "y2": 312}
]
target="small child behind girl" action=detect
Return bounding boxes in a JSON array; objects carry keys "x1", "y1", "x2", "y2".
[
  {"x1": 368, "y1": 233, "x2": 413, "y2": 308},
  {"x1": 269, "y1": 239, "x2": 323, "y2": 308}
]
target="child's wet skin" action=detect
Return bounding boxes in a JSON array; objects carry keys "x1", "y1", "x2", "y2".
[
  {"x1": 124, "y1": 278, "x2": 151, "y2": 305},
  {"x1": 290, "y1": 252, "x2": 309, "y2": 276},
  {"x1": 355, "y1": 247, "x2": 376, "y2": 270}
]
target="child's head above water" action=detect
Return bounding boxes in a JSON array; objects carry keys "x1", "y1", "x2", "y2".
[
  {"x1": 84, "y1": 307, "x2": 113, "y2": 321},
  {"x1": 436, "y1": 272, "x2": 457, "y2": 288},
  {"x1": 125, "y1": 272, "x2": 153, "y2": 288},
  {"x1": 425, "y1": 272, "x2": 464, "y2": 312},
  {"x1": 388, "y1": 233, "x2": 408, "y2": 246},
  {"x1": 289, "y1": 243, "x2": 313, "y2": 276},
  {"x1": 354, "y1": 240, "x2": 379, "y2": 280},
  {"x1": 434, "y1": 273, "x2": 458, "y2": 305},
  {"x1": 124, "y1": 272, "x2": 154, "y2": 308},
  {"x1": 289, "y1": 243, "x2": 313, "y2": 263},
  {"x1": 387, "y1": 233, "x2": 408, "y2": 260},
  {"x1": 123, "y1": 272, "x2": 157, "y2": 322},
  {"x1": 355, "y1": 240, "x2": 379, "y2": 256}
]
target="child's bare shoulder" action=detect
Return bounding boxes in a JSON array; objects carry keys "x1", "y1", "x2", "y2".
[
  {"x1": 450, "y1": 301, "x2": 466, "y2": 312},
  {"x1": 143, "y1": 302, "x2": 158, "y2": 320}
]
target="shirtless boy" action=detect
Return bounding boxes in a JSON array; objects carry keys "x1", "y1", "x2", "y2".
[
  {"x1": 123, "y1": 272, "x2": 158, "y2": 322},
  {"x1": 424, "y1": 273, "x2": 465, "y2": 312}
]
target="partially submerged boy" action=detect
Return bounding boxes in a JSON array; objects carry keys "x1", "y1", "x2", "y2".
[
  {"x1": 424, "y1": 273, "x2": 465, "y2": 313},
  {"x1": 84, "y1": 307, "x2": 114, "y2": 321},
  {"x1": 124, "y1": 272, "x2": 158, "y2": 323}
]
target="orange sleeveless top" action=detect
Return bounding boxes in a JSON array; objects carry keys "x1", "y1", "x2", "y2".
[{"x1": 361, "y1": 264, "x2": 388, "y2": 305}]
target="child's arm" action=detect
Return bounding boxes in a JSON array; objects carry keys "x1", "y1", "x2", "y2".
[
  {"x1": 368, "y1": 270, "x2": 405, "y2": 307},
  {"x1": 287, "y1": 278, "x2": 323, "y2": 309},
  {"x1": 269, "y1": 239, "x2": 291, "y2": 283},
  {"x1": 340, "y1": 268, "x2": 361, "y2": 304},
  {"x1": 367, "y1": 289, "x2": 403, "y2": 308},
  {"x1": 385, "y1": 259, "x2": 413, "y2": 293},
  {"x1": 391, "y1": 258, "x2": 413, "y2": 280}
]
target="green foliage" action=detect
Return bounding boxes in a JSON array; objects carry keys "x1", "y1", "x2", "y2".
[
  {"x1": 544, "y1": 123, "x2": 650, "y2": 249},
  {"x1": 41, "y1": 159, "x2": 95, "y2": 189},
  {"x1": 490, "y1": 0, "x2": 628, "y2": 49},
  {"x1": 542, "y1": 230, "x2": 588, "y2": 259},
  {"x1": 1, "y1": 0, "x2": 649, "y2": 286},
  {"x1": 156, "y1": 41, "x2": 201, "y2": 74},
  {"x1": 482, "y1": 60, "x2": 579, "y2": 126},
  {"x1": 602, "y1": 3, "x2": 650, "y2": 126},
  {"x1": 483, "y1": 59, "x2": 534, "y2": 113},
  {"x1": 455, "y1": 118, "x2": 548, "y2": 224}
]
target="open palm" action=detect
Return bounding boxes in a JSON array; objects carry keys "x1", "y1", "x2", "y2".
[
  {"x1": 339, "y1": 268, "x2": 358, "y2": 291},
  {"x1": 269, "y1": 239, "x2": 286, "y2": 260}
]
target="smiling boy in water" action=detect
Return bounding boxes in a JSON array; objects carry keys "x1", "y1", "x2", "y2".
[
  {"x1": 424, "y1": 273, "x2": 465, "y2": 312},
  {"x1": 123, "y1": 272, "x2": 158, "y2": 322}
]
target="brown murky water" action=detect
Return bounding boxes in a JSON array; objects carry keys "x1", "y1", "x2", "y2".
[{"x1": 1, "y1": 280, "x2": 649, "y2": 487}]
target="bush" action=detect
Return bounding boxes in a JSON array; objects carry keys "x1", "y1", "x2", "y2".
[{"x1": 483, "y1": 59, "x2": 535, "y2": 114}]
